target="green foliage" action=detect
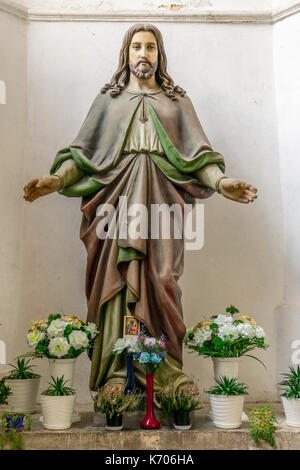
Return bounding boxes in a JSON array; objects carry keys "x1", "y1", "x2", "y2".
[
  {"x1": 185, "y1": 335, "x2": 268, "y2": 359},
  {"x1": 41, "y1": 376, "x2": 75, "y2": 396},
  {"x1": 205, "y1": 376, "x2": 248, "y2": 396},
  {"x1": 226, "y1": 305, "x2": 239, "y2": 315},
  {"x1": 0, "y1": 413, "x2": 32, "y2": 450},
  {"x1": 278, "y1": 365, "x2": 300, "y2": 399},
  {"x1": 184, "y1": 305, "x2": 269, "y2": 361},
  {"x1": 157, "y1": 389, "x2": 202, "y2": 416},
  {"x1": 6, "y1": 358, "x2": 40, "y2": 380},
  {"x1": 0, "y1": 377, "x2": 12, "y2": 405},
  {"x1": 96, "y1": 388, "x2": 141, "y2": 419},
  {"x1": 248, "y1": 406, "x2": 277, "y2": 447}
]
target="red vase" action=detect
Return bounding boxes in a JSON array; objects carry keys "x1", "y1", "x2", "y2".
[{"x1": 140, "y1": 373, "x2": 160, "y2": 429}]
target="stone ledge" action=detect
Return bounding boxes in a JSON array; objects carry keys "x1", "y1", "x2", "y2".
[
  {"x1": 0, "y1": 0, "x2": 299, "y2": 24},
  {"x1": 10, "y1": 403, "x2": 300, "y2": 450}
]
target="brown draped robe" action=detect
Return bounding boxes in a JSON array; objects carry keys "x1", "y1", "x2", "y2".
[{"x1": 50, "y1": 90, "x2": 225, "y2": 392}]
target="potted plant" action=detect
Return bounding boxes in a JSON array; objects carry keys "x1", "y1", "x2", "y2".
[
  {"x1": 0, "y1": 412, "x2": 32, "y2": 450},
  {"x1": 0, "y1": 377, "x2": 12, "y2": 417},
  {"x1": 5, "y1": 358, "x2": 40, "y2": 414},
  {"x1": 206, "y1": 376, "x2": 248, "y2": 429},
  {"x1": 96, "y1": 387, "x2": 141, "y2": 431},
  {"x1": 157, "y1": 387, "x2": 202, "y2": 430},
  {"x1": 184, "y1": 305, "x2": 269, "y2": 380},
  {"x1": 40, "y1": 376, "x2": 76, "y2": 430},
  {"x1": 22, "y1": 314, "x2": 98, "y2": 423},
  {"x1": 279, "y1": 365, "x2": 300, "y2": 427},
  {"x1": 248, "y1": 405, "x2": 277, "y2": 447},
  {"x1": 24, "y1": 314, "x2": 99, "y2": 386},
  {"x1": 133, "y1": 328, "x2": 167, "y2": 429}
]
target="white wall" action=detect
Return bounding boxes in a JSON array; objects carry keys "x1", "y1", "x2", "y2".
[
  {"x1": 1, "y1": 7, "x2": 294, "y2": 403},
  {"x1": 273, "y1": 13, "x2": 300, "y2": 384},
  {"x1": 0, "y1": 10, "x2": 27, "y2": 366}
]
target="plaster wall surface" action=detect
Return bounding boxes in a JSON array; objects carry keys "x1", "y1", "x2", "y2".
[
  {"x1": 0, "y1": 10, "x2": 27, "y2": 366},
  {"x1": 273, "y1": 13, "x2": 300, "y2": 381}
]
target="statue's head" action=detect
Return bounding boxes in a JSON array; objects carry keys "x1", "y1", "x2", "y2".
[{"x1": 101, "y1": 23, "x2": 185, "y2": 100}]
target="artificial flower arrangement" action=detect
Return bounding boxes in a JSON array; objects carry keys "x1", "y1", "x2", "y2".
[
  {"x1": 133, "y1": 329, "x2": 167, "y2": 373},
  {"x1": 25, "y1": 314, "x2": 99, "y2": 359},
  {"x1": 184, "y1": 305, "x2": 269, "y2": 363}
]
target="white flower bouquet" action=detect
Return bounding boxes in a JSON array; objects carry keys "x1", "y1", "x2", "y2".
[
  {"x1": 184, "y1": 306, "x2": 269, "y2": 364},
  {"x1": 25, "y1": 314, "x2": 99, "y2": 359},
  {"x1": 112, "y1": 337, "x2": 141, "y2": 355}
]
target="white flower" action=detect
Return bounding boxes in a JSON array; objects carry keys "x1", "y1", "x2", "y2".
[
  {"x1": 125, "y1": 338, "x2": 140, "y2": 354},
  {"x1": 236, "y1": 322, "x2": 256, "y2": 338},
  {"x1": 194, "y1": 328, "x2": 212, "y2": 347},
  {"x1": 144, "y1": 337, "x2": 156, "y2": 347},
  {"x1": 48, "y1": 337, "x2": 70, "y2": 358},
  {"x1": 218, "y1": 324, "x2": 239, "y2": 341},
  {"x1": 255, "y1": 326, "x2": 265, "y2": 338},
  {"x1": 113, "y1": 338, "x2": 127, "y2": 354},
  {"x1": 85, "y1": 322, "x2": 98, "y2": 339},
  {"x1": 214, "y1": 314, "x2": 233, "y2": 326},
  {"x1": 47, "y1": 319, "x2": 68, "y2": 337},
  {"x1": 27, "y1": 330, "x2": 44, "y2": 347},
  {"x1": 69, "y1": 330, "x2": 89, "y2": 350}
]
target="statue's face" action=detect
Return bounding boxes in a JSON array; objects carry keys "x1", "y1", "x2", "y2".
[{"x1": 129, "y1": 31, "x2": 158, "y2": 80}]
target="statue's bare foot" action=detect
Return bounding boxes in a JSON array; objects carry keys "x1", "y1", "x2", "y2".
[{"x1": 178, "y1": 383, "x2": 200, "y2": 396}]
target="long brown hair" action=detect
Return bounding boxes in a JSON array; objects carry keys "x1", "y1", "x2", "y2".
[{"x1": 101, "y1": 24, "x2": 186, "y2": 101}]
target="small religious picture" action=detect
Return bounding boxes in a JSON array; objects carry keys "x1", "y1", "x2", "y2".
[{"x1": 123, "y1": 316, "x2": 140, "y2": 338}]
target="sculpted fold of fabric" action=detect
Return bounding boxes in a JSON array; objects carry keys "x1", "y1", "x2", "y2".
[{"x1": 50, "y1": 91, "x2": 225, "y2": 391}]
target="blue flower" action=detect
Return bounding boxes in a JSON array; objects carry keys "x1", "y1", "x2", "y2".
[
  {"x1": 139, "y1": 352, "x2": 151, "y2": 364},
  {"x1": 150, "y1": 353, "x2": 162, "y2": 364}
]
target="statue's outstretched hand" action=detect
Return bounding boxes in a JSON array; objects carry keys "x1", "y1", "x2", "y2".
[
  {"x1": 218, "y1": 178, "x2": 257, "y2": 204},
  {"x1": 23, "y1": 175, "x2": 62, "y2": 202}
]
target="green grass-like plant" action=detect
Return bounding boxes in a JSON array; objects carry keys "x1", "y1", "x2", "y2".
[
  {"x1": 278, "y1": 365, "x2": 300, "y2": 399},
  {"x1": 248, "y1": 405, "x2": 277, "y2": 447},
  {"x1": 157, "y1": 389, "x2": 202, "y2": 416},
  {"x1": 41, "y1": 376, "x2": 75, "y2": 396},
  {"x1": 0, "y1": 377, "x2": 11, "y2": 405},
  {"x1": 205, "y1": 376, "x2": 248, "y2": 396},
  {"x1": 96, "y1": 387, "x2": 141, "y2": 419},
  {"x1": 6, "y1": 358, "x2": 40, "y2": 380}
]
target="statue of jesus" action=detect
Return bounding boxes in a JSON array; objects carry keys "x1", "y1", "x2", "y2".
[{"x1": 23, "y1": 24, "x2": 257, "y2": 396}]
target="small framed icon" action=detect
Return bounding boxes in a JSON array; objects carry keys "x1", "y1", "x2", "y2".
[{"x1": 123, "y1": 316, "x2": 140, "y2": 338}]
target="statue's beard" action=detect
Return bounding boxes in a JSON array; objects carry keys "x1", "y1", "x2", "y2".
[{"x1": 129, "y1": 59, "x2": 158, "y2": 80}]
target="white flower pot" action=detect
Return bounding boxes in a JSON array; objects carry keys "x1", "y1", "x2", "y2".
[
  {"x1": 40, "y1": 394, "x2": 76, "y2": 430},
  {"x1": 5, "y1": 377, "x2": 40, "y2": 414},
  {"x1": 281, "y1": 396, "x2": 300, "y2": 427},
  {"x1": 48, "y1": 358, "x2": 76, "y2": 387},
  {"x1": 212, "y1": 357, "x2": 240, "y2": 380},
  {"x1": 209, "y1": 394, "x2": 245, "y2": 429}
]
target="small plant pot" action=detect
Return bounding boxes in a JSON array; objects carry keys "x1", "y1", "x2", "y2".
[
  {"x1": 6, "y1": 377, "x2": 40, "y2": 414},
  {"x1": 212, "y1": 357, "x2": 240, "y2": 380},
  {"x1": 209, "y1": 394, "x2": 244, "y2": 429},
  {"x1": 3, "y1": 414, "x2": 24, "y2": 432},
  {"x1": 40, "y1": 393, "x2": 76, "y2": 430},
  {"x1": 105, "y1": 414, "x2": 123, "y2": 431},
  {"x1": 173, "y1": 411, "x2": 191, "y2": 430},
  {"x1": 282, "y1": 396, "x2": 300, "y2": 427}
]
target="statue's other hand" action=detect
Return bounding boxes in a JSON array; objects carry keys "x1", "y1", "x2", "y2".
[
  {"x1": 218, "y1": 178, "x2": 257, "y2": 204},
  {"x1": 23, "y1": 175, "x2": 62, "y2": 202}
]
